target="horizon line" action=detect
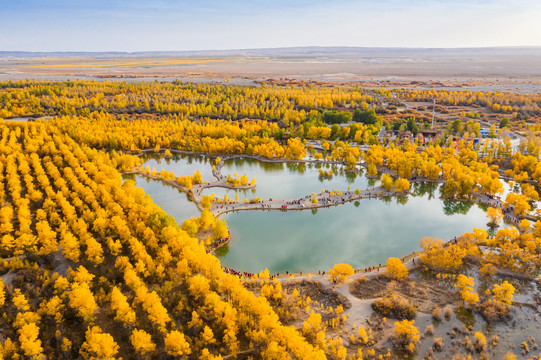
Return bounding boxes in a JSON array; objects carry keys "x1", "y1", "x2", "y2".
[{"x1": 2, "y1": 45, "x2": 541, "y2": 55}]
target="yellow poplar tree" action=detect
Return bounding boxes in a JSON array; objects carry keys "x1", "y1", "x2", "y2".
[
  {"x1": 329, "y1": 263, "x2": 354, "y2": 283},
  {"x1": 80, "y1": 326, "x2": 119, "y2": 360},
  {"x1": 380, "y1": 173, "x2": 393, "y2": 191},
  {"x1": 130, "y1": 329, "x2": 156, "y2": 356},
  {"x1": 394, "y1": 178, "x2": 411, "y2": 192},
  {"x1": 491, "y1": 281, "x2": 514, "y2": 307},
  {"x1": 386, "y1": 257, "x2": 408, "y2": 280},
  {"x1": 394, "y1": 319, "x2": 420, "y2": 353},
  {"x1": 165, "y1": 331, "x2": 191, "y2": 356},
  {"x1": 456, "y1": 274, "x2": 479, "y2": 308},
  {"x1": 486, "y1": 207, "x2": 503, "y2": 226}
]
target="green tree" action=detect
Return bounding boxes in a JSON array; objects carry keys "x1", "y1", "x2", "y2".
[
  {"x1": 406, "y1": 118, "x2": 419, "y2": 135},
  {"x1": 353, "y1": 109, "x2": 379, "y2": 125},
  {"x1": 451, "y1": 119, "x2": 463, "y2": 134}
]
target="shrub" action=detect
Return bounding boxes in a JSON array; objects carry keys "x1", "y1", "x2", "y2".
[
  {"x1": 372, "y1": 294, "x2": 416, "y2": 320},
  {"x1": 479, "y1": 263, "x2": 498, "y2": 278},
  {"x1": 503, "y1": 352, "x2": 518, "y2": 360},
  {"x1": 478, "y1": 301, "x2": 511, "y2": 323},
  {"x1": 473, "y1": 332, "x2": 487, "y2": 352},
  {"x1": 433, "y1": 337, "x2": 443, "y2": 351},
  {"x1": 444, "y1": 306, "x2": 453, "y2": 319},
  {"x1": 432, "y1": 306, "x2": 442, "y2": 321},
  {"x1": 393, "y1": 319, "x2": 420, "y2": 354}
]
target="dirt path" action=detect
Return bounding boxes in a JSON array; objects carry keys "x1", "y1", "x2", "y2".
[
  {"x1": 209, "y1": 187, "x2": 401, "y2": 216},
  {"x1": 263, "y1": 256, "x2": 421, "y2": 332},
  {"x1": 333, "y1": 282, "x2": 376, "y2": 332}
]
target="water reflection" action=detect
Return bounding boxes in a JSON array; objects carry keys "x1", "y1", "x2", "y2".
[
  {"x1": 396, "y1": 195, "x2": 409, "y2": 205},
  {"x1": 205, "y1": 157, "x2": 368, "y2": 200},
  {"x1": 442, "y1": 200, "x2": 474, "y2": 216},
  {"x1": 140, "y1": 152, "x2": 215, "y2": 181},
  {"x1": 410, "y1": 182, "x2": 438, "y2": 199},
  {"x1": 286, "y1": 162, "x2": 306, "y2": 173},
  {"x1": 127, "y1": 174, "x2": 199, "y2": 224}
]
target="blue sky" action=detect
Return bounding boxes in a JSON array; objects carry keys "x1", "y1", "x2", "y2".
[{"x1": 1, "y1": 0, "x2": 540, "y2": 51}]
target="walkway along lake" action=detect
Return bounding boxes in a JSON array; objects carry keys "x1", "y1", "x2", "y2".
[
  {"x1": 129, "y1": 154, "x2": 503, "y2": 274},
  {"x1": 202, "y1": 157, "x2": 367, "y2": 200}
]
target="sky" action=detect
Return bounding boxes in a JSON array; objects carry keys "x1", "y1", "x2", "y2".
[{"x1": 1, "y1": 0, "x2": 541, "y2": 52}]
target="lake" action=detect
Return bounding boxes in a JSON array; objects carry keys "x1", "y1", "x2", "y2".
[
  {"x1": 129, "y1": 155, "x2": 501, "y2": 273},
  {"x1": 217, "y1": 189, "x2": 490, "y2": 273}
]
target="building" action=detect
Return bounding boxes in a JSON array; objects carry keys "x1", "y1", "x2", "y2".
[
  {"x1": 420, "y1": 129, "x2": 439, "y2": 139},
  {"x1": 479, "y1": 128, "x2": 490, "y2": 138}
]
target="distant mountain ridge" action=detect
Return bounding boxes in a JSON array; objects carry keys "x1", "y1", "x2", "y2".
[{"x1": 2, "y1": 46, "x2": 541, "y2": 59}]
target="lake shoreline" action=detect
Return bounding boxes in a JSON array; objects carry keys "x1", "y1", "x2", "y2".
[{"x1": 126, "y1": 150, "x2": 525, "y2": 273}]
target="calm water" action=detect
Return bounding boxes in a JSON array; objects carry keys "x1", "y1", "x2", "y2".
[
  {"x1": 204, "y1": 158, "x2": 367, "y2": 200},
  {"x1": 140, "y1": 152, "x2": 215, "y2": 181},
  {"x1": 217, "y1": 189, "x2": 492, "y2": 273},
  {"x1": 124, "y1": 174, "x2": 200, "y2": 223},
  {"x1": 128, "y1": 155, "x2": 499, "y2": 273}
]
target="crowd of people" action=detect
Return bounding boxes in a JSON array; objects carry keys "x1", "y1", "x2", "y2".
[
  {"x1": 222, "y1": 267, "x2": 288, "y2": 279},
  {"x1": 222, "y1": 268, "x2": 257, "y2": 278},
  {"x1": 221, "y1": 262, "x2": 409, "y2": 280},
  {"x1": 205, "y1": 235, "x2": 230, "y2": 254},
  {"x1": 502, "y1": 206, "x2": 522, "y2": 225},
  {"x1": 207, "y1": 184, "x2": 403, "y2": 216}
]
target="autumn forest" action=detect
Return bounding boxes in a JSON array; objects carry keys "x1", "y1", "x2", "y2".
[{"x1": 1, "y1": 79, "x2": 541, "y2": 360}]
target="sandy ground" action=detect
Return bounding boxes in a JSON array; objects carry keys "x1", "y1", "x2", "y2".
[
  {"x1": 3, "y1": 48, "x2": 541, "y2": 91},
  {"x1": 262, "y1": 255, "x2": 422, "y2": 342}
]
